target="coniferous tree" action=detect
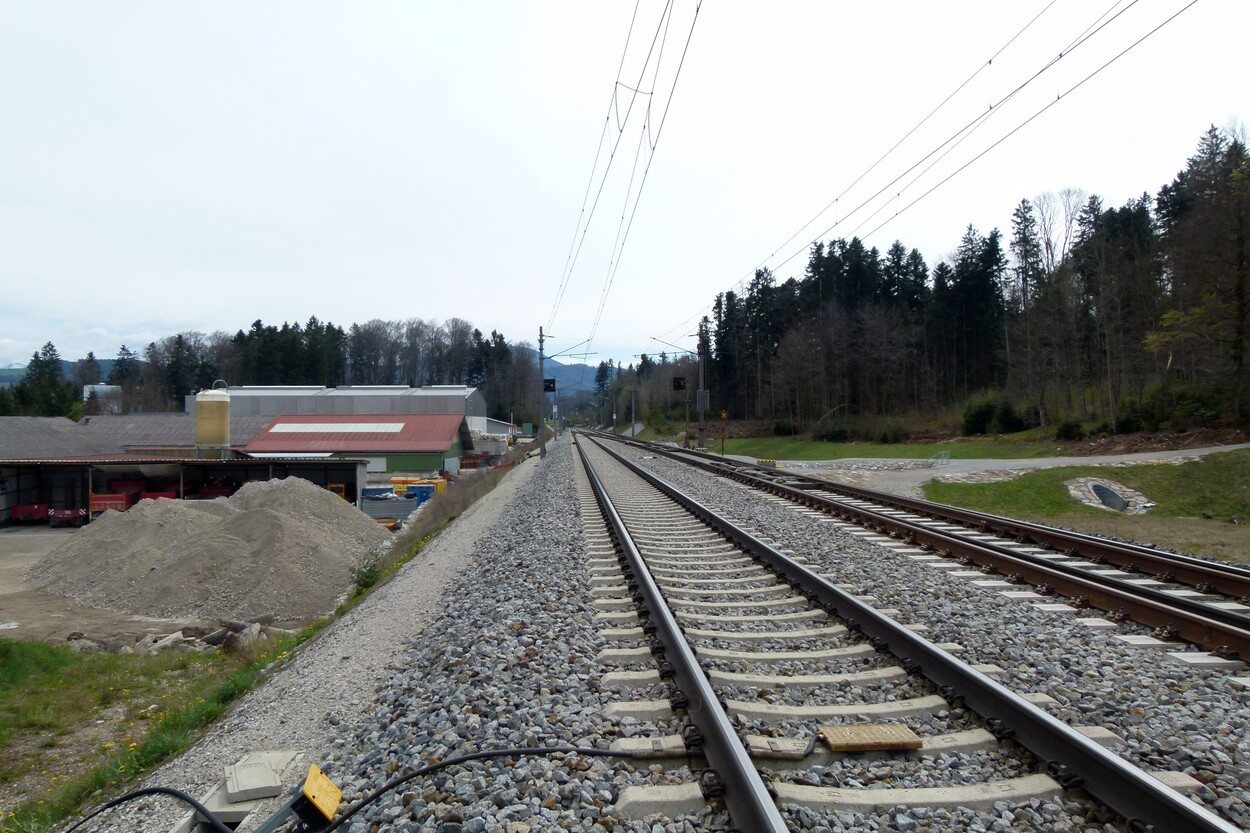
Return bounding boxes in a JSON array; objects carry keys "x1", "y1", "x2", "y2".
[{"x1": 14, "y1": 342, "x2": 76, "y2": 416}]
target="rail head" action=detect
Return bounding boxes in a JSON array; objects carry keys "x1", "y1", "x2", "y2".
[{"x1": 573, "y1": 434, "x2": 791, "y2": 833}]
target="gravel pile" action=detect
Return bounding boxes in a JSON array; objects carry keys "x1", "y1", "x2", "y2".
[
  {"x1": 29, "y1": 477, "x2": 390, "y2": 624},
  {"x1": 621, "y1": 444, "x2": 1250, "y2": 830}
]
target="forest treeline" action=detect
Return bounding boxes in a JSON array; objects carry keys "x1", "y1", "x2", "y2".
[
  {"x1": 0, "y1": 318, "x2": 543, "y2": 424},
  {"x1": 591, "y1": 125, "x2": 1249, "y2": 438},
  {"x1": 5, "y1": 126, "x2": 1246, "y2": 439}
]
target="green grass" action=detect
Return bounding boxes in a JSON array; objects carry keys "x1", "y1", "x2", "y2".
[
  {"x1": 0, "y1": 643, "x2": 78, "y2": 690},
  {"x1": 925, "y1": 449, "x2": 1250, "y2": 520},
  {"x1": 721, "y1": 435, "x2": 1059, "y2": 461},
  {"x1": 1, "y1": 637, "x2": 304, "y2": 833},
  {"x1": 923, "y1": 449, "x2": 1250, "y2": 563},
  {"x1": 0, "y1": 639, "x2": 232, "y2": 828}
]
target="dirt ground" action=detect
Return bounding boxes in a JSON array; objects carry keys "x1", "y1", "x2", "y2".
[{"x1": 0, "y1": 526, "x2": 205, "y2": 645}]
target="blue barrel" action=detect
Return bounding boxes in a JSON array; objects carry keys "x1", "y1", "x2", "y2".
[{"x1": 414, "y1": 484, "x2": 435, "y2": 504}]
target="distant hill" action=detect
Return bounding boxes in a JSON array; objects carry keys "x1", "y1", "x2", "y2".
[
  {"x1": 523, "y1": 350, "x2": 598, "y2": 395},
  {"x1": 546, "y1": 356, "x2": 598, "y2": 394},
  {"x1": 0, "y1": 358, "x2": 117, "y2": 386}
]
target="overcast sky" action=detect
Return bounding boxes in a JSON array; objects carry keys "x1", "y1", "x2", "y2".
[{"x1": 1, "y1": 1, "x2": 1244, "y2": 372}]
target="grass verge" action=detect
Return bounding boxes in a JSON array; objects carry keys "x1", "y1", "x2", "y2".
[
  {"x1": 923, "y1": 449, "x2": 1250, "y2": 563},
  {"x1": 721, "y1": 435, "x2": 1060, "y2": 461},
  {"x1": 0, "y1": 636, "x2": 305, "y2": 832},
  {"x1": 1, "y1": 458, "x2": 522, "y2": 833}
]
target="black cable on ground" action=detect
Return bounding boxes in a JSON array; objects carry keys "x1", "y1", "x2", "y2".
[
  {"x1": 62, "y1": 786, "x2": 236, "y2": 833},
  {"x1": 62, "y1": 746, "x2": 641, "y2": 833},
  {"x1": 319, "y1": 746, "x2": 639, "y2": 833}
]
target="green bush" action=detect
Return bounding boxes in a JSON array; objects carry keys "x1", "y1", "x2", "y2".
[
  {"x1": 994, "y1": 401, "x2": 1028, "y2": 433},
  {"x1": 813, "y1": 425, "x2": 850, "y2": 443},
  {"x1": 1116, "y1": 405, "x2": 1145, "y2": 434},
  {"x1": 1054, "y1": 420, "x2": 1083, "y2": 441},
  {"x1": 773, "y1": 420, "x2": 799, "y2": 437},
  {"x1": 963, "y1": 400, "x2": 997, "y2": 436},
  {"x1": 1168, "y1": 390, "x2": 1223, "y2": 429},
  {"x1": 352, "y1": 563, "x2": 381, "y2": 594},
  {"x1": 877, "y1": 424, "x2": 906, "y2": 444}
]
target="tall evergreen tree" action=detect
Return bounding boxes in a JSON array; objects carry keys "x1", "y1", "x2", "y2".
[{"x1": 14, "y1": 342, "x2": 76, "y2": 416}]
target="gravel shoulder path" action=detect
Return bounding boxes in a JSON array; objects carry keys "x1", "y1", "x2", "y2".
[
  {"x1": 85, "y1": 451, "x2": 544, "y2": 833},
  {"x1": 780, "y1": 442, "x2": 1250, "y2": 498}
]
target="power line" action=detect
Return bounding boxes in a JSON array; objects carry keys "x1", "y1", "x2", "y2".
[
  {"x1": 656, "y1": 0, "x2": 1061, "y2": 341},
  {"x1": 743, "y1": 0, "x2": 1062, "y2": 284},
  {"x1": 859, "y1": 0, "x2": 1199, "y2": 241},
  {"x1": 548, "y1": 2, "x2": 674, "y2": 330},
  {"x1": 657, "y1": 0, "x2": 1163, "y2": 339},
  {"x1": 780, "y1": 0, "x2": 1148, "y2": 270},
  {"x1": 589, "y1": 1, "x2": 701, "y2": 343}
]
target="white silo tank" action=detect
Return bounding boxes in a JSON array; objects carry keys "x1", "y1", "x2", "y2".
[{"x1": 195, "y1": 388, "x2": 231, "y2": 459}]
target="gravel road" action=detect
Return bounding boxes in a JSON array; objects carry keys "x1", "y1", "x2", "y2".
[{"x1": 778, "y1": 443, "x2": 1250, "y2": 498}]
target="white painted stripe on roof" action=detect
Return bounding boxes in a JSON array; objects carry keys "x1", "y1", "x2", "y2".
[
  {"x1": 270, "y1": 423, "x2": 405, "y2": 433},
  {"x1": 247, "y1": 452, "x2": 336, "y2": 458}
]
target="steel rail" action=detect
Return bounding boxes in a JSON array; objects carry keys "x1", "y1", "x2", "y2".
[
  {"x1": 573, "y1": 435, "x2": 790, "y2": 832},
  {"x1": 666, "y1": 439, "x2": 1250, "y2": 596},
  {"x1": 583, "y1": 432, "x2": 1243, "y2": 833},
  {"x1": 601, "y1": 435, "x2": 1250, "y2": 657},
  {"x1": 688, "y1": 455, "x2": 1250, "y2": 654}
]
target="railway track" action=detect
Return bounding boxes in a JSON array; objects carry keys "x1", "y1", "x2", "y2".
[
  {"x1": 574, "y1": 431, "x2": 1240, "y2": 832},
  {"x1": 66, "y1": 434, "x2": 1250, "y2": 833},
  {"x1": 600, "y1": 433, "x2": 1250, "y2": 664}
]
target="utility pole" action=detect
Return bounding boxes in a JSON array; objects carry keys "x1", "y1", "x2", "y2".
[
  {"x1": 631, "y1": 386, "x2": 636, "y2": 437},
  {"x1": 649, "y1": 335, "x2": 705, "y2": 449},
  {"x1": 538, "y1": 326, "x2": 546, "y2": 459},
  {"x1": 697, "y1": 344, "x2": 707, "y2": 449}
]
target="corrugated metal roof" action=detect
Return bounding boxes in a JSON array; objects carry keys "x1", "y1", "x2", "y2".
[
  {"x1": 0, "y1": 416, "x2": 120, "y2": 459},
  {"x1": 76, "y1": 413, "x2": 275, "y2": 450},
  {"x1": 242, "y1": 413, "x2": 468, "y2": 454},
  {"x1": 0, "y1": 455, "x2": 368, "y2": 465},
  {"x1": 219, "y1": 385, "x2": 474, "y2": 398}
]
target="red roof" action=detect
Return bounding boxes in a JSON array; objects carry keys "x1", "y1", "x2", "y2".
[{"x1": 242, "y1": 414, "x2": 467, "y2": 454}]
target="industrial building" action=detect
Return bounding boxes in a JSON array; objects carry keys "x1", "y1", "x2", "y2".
[
  {"x1": 0, "y1": 455, "x2": 367, "y2": 526},
  {"x1": 242, "y1": 413, "x2": 473, "y2": 475},
  {"x1": 0, "y1": 383, "x2": 516, "y2": 525},
  {"x1": 183, "y1": 385, "x2": 506, "y2": 435},
  {"x1": 0, "y1": 410, "x2": 475, "y2": 525}
]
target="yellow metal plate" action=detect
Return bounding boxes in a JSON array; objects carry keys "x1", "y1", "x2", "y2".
[
  {"x1": 819, "y1": 723, "x2": 923, "y2": 752},
  {"x1": 302, "y1": 764, "x2": 342, "y2": 821}
]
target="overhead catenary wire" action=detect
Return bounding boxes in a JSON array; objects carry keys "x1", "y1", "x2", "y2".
[
  {"x1": 548, "y1": 2, "x2": 674, "y2": 331},
  {"x1": 588, "y1": 0, "x2": 701, "y2": 344},
  {"x1": 743, "y1": 0, "x2": 1062, "y2": 286},
  {"x1": 858, "y1": 0, "x2": 1199, "y2": 242},
  {"x1": 655, "y1": 0, "x2": 1063, "y2": 341},
  {"x1": 835, "y1": 0, "x2": 1148, "y2": 246},
  {"x1": 656, "y1": 0, "x2": 1165, "y2": 340},
  {"x1": 811, "y1": 0, "x2": 1154, "y2": 254}
]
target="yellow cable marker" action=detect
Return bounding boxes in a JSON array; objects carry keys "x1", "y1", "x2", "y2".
[{"x1": 298, "y1": 764, "x2": 342, "y2": 825}]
